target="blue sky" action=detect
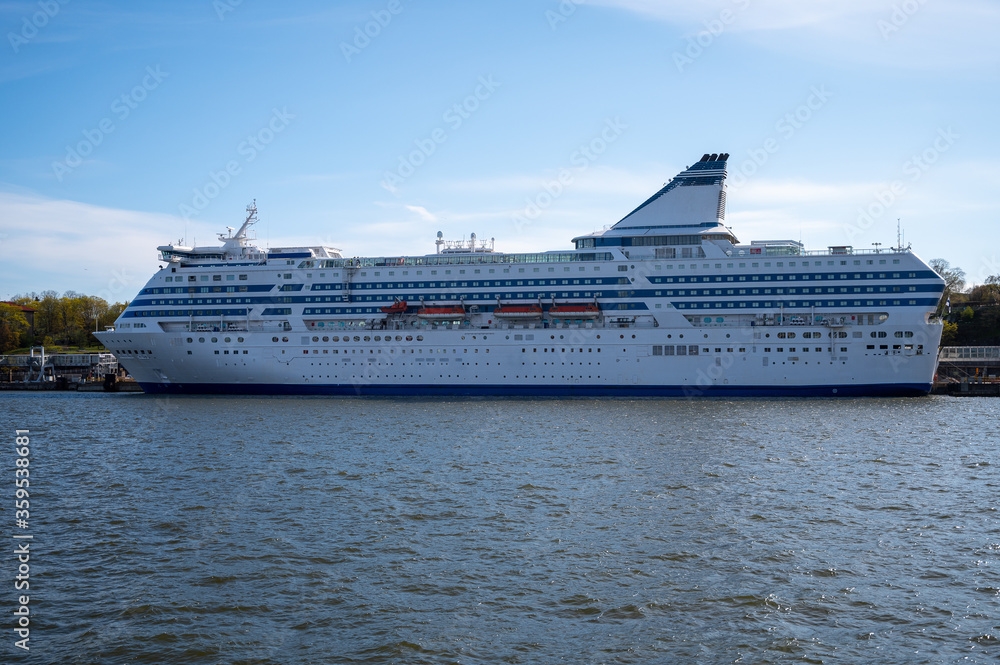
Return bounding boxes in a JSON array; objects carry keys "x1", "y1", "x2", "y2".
[{"x1": 1, "y1": 0, "x2": 998, "y2": 303}]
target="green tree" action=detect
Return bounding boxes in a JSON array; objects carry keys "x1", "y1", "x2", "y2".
[
  {"x1": 0, "y1": 304, "x2": 30, "y2": 353},
  {"x1": 30, "y1": 291, "x2": 61, "y2": 342},
  {"x1": 940, "y1": 321, "x2": 958, "y2": 346},
  {"x1": 967, "y1": 275, "x2": 1000, "y2": 305},
  {"x1": 10, "y1": 292, "x2": 127, "y2": 349}
]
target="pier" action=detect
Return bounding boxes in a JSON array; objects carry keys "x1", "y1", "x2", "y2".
[
  {"x1": 0, "y1": 348, "x2": 142, "y2": 392},
  {"x1": 932, "y1": 346, "x2": 1000, "y2": 396}
]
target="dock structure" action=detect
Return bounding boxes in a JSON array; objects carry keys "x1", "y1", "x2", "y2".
[
  {"x1": 0, "y1": 349, "x2": 140, "y2": 391},
  {"x1": 936, "y1": 346, "x2": 1000, "y2": 381},
  {"x1": 933, "y1": 346, "x2": 1000, "y2": 396}
]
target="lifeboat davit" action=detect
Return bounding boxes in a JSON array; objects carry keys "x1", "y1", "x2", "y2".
[
  {"x1": 380, "y1": 300, "x2": 407, "y2": 314},
  {"x1": 417, "y1": 306, "x2": 465, "y2": 320},
  {"x1": 492, "y1": 305, "x2": 543, "y2": 319},
  {"x1": 548, "y1": 303, "x2": 600, "y2": 319}
]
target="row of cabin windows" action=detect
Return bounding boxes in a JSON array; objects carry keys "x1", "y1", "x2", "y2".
[
  {"x1": 161, "y1": 255, "x2": 910, "y2": 284},
  {"x1": 653, "y1": 272, "x2": 920, "y2": 283}
]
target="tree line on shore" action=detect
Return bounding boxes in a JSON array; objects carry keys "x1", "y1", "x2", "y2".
[
  {"x1": 928, "y1": 259, "x2": 1000, "y2": 346},
  {"x1": 0, "y1": 292, "x2": 126, "y2": 354}
]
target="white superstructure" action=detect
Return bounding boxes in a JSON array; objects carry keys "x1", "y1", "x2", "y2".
[{"x1": 96, "y1": 154, "x2": 945, "y2": 396}]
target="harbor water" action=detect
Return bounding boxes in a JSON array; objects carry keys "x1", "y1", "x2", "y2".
[{"x1": 2, "y1": 393, "x2": 998, "y2": 664}]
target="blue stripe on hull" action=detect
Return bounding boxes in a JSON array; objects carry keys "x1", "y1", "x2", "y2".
[{"x1": 137, "y1": 382, "x2": 932, "y2": 398}]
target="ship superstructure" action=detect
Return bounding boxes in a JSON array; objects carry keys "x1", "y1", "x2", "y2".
[{"x1": 96, "y1": 154, "x2": 945, "y2": 396}]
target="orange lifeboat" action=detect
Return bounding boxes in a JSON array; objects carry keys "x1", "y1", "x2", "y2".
[
  {"x1": 380, "y1": 300, "x2": 407, "y2": 314},
  {"x1": 548, "y1": 303, "x2": 600, "y2": 319},
  {"x1": 493, "y1": 304, "x2": 543, "y2": 319},
  {"x1": 417, "y1": 306, "x2": 465, "y2": 320}
]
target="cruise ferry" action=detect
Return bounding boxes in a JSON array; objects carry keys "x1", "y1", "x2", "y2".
[{"x1": 95, "y1": 153, "x2": 945, "y2": 396}]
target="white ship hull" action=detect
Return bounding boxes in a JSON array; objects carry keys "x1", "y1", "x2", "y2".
[
  {"x1": 100, "y1": 324, "x2": 939, "y2": 397},
  {"x1": 96, "y1": 154, "x2": 945, "y2": 397}
]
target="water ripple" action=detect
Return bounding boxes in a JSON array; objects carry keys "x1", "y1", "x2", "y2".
[{"x1": 4, "y1": 393, "x2": 999, "y2": 664}]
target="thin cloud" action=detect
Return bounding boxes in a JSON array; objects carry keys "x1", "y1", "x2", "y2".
[
  {"x1": 588, "y1": 0, "x2": 1000, "y2": 69},
  {"x1": 0, "y1": 190, "x2": 215, "y2": 300},
  {"x1": 404, "y1": 205, "x2": 437, "y2": 222}
]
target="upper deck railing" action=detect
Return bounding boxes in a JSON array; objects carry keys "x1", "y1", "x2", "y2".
[
  {"x1": 734, "y1": 246, "x2": 912, "y2": 258},
  {"x1": 312, "y1": 251, "x2": 615, "y2": 269}
]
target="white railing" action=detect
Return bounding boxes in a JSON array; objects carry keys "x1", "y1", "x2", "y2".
[{"x1": 939, "y1": 346, "x2": 1000, "y2": 360}]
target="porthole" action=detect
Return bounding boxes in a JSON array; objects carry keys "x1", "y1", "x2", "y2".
[
  {"x1": 416, "y1": 335, "x2": 424, "y2": 341},
  {"x1": 282, "y1": 337, "x2": 289, "y2": 342},
  {"x1": 332, "y1": 336, "x2": 340, "y2": 342},
  {"x1": 199, "y1": 337, "x2": 205, "y2": 343},
  {"x1": 238, "y1": 337, "x2": 244, "y2": 343},
  {"x1": 186, "y1": 337, "x2": 193, "y2": 343},
  {"x1": 312, "y1": 336, "x2": 319, "y2": 342},
  {"x1": 272, "y1": 337, "x2": 279, "y2": 342},
  {"x1": 322, "y1": 336, "x2": 329, "y2": 342},
  {"x1": 211, "y1": 337, "x2": 218, "y2": 343},
  {"x1": 354, "y1": 336, "x2": 361, "y2": 342},
  {"x1": 224, "y1": 337, "x2": 231, "y2": 343}
]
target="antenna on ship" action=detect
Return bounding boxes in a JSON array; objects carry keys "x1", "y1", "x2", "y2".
[{"x1": 235, "y1": 199, "x2": 258, "y2": 240}]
